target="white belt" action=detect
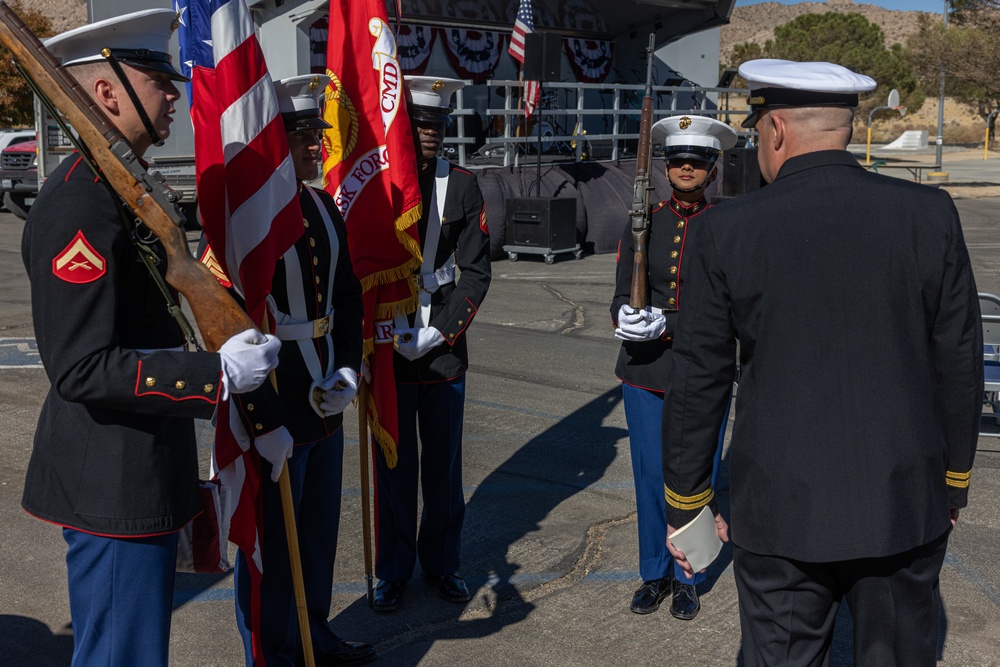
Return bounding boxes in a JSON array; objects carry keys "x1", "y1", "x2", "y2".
[{"x1": 273, "y1": 312, "x2": 334, "y2": 341}]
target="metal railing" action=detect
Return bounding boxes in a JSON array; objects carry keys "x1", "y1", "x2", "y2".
[{"x1": 444, "y1": 80, "x2": 751, "y2": 167}]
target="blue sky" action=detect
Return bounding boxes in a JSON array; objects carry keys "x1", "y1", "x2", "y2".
[{"x1": 735, "y1": 0, "x2": 950, "y2": 12}]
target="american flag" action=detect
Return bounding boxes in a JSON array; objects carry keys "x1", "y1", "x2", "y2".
[
  {"x1": 178, "y1": 0, "x2": 302, "y2": 658},
  {"x1": 508, "y1": 0, "x2": 540, "y2": 118}
]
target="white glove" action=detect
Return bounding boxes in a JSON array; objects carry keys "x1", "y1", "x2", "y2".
[
  {"x1": 307, "y1": 367, "x2": 359, "y2": 417},
  {"x1": 614, "y1": 305, "x2": 667, "y2": 342},
  {"x1": 393, "y1": 326, "x2": 445, "y2": 361},
  {"x1": 219, "y1": 329, "x2": 281, "y2": 398},
  {"x1": 254, "y1": 426, "x2": 294, "y2": 482}
]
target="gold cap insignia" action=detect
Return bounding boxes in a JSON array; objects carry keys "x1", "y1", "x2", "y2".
[
  {"x1": 309, "y1": 76, "x2": 320, "y2": 92},
  {"x1": 171, "y1": 13, "x2": 180, "y2": 31},
  {"x1": 432, "y1": 79, "x2": 445, "y2": 92},
  {"x1": 679, "y1": 116, "x2": 692, "y2": 130}
]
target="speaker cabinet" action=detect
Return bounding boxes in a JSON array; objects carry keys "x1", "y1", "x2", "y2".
[
  {"x1": 523, "y1": 33, "x2": 562, "y2": 82},
  {"x1": 720, "y1": 146, "x2": 764, "y2": 199},
  {"x1": 506, "y1": 197, "x2": 576, "y2": 249}
]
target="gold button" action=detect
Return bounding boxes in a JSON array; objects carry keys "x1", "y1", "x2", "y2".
[
  {"x1": 255, "y1": 423, "x2": 264, "y2": 431},
  {"x1": 670, "y1": 282, "x2": 677, "y2": 289},
  {"x1": 457, "y1": 320, "x2": 464, "y2": 326},
  {"x1": 670, "y1": 266, "x2": 677, "y2": 274},
  {"x1": 317, "y1": 293, "x2": 323, "y2": 302},
  {"x1": 668, "y1": 297, "x2": 676, "y2": 305},
  {"x1": 204, "y1": 383, "x2": 214, "y2": 393},
  {"x1": 670, "y1": 251, "x2": 679, "y2": 258},
  {"x1": 449, "y1": 333, "x2": 455, "y2": 339},
  {"x1": 315, "y1": 276, "x2": 320, "y2": 284},
  {"x1": 466, "y1": 307, "x2": 472, "y2": 313},
  {"x1": 677, "y1": 221, "x2": 685, "y2": 229},
  {"x1": 175, "y1": 380, "x2": 186, "y2": 390},
  {"x1": 441, "y1": 216, "x2": 447, "y2": 223},
  {"x1": 309, "y1": 238, "x2": 316, "y2": 248},
  {"x1": 673, "y1": 235, "x2": 681, "y2": 244},
  {"x1": 303, "y1": 218, "x2": 310, "y2": 228},
  {"x1": 145, "y1": 377, "x2": 156, "y2": 387},
  {"x1": 313, "y1": 257, "x2": 318, "y2": 266},
  {"x1": 247, "y1": 403, "x2": 254, "y2": 411}
]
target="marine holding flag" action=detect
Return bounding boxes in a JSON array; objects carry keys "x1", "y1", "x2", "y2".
[
  {"x1": 367, "y1": 76, "x2": 492, "y2": 612},
  {"x1": 224, "y1": 76, "x2": 372, "y2": 667},
  {"x1": 20, "y1": 10, "x2": 280, "y2": 667}
]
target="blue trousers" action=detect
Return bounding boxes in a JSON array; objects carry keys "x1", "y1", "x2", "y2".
[
  {"x1": 63, "y1": 528, "x2": 178, "y2": 667},
  {"x1": 235, "y1": 431, "x2": 345, "y2": 667},
  {"x1": 622, "y1": 382, "x2": 730, "y2": 583},
  {"x1": 374, "y1": 377, "x2": 466, "y2": 581}
]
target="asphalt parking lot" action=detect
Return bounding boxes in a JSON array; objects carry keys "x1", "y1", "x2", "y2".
[{"x1": 1, "y1": 175, "x2": 999, "y2": 666}]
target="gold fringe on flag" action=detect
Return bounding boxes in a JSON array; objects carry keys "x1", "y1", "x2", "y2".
[{"x1": 366, "y1": 389, "x2": 398, "y2": 468}]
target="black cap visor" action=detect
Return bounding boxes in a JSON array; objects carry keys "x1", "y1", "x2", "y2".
[
  {"x1": 664, "y1": 146, "x2": 721, "y2": 163},
  {"x1": 282, "y1": 110, "x2": 332, "y2": 132},
  {"x1": 409, "y1": 103, "x2": 452, "y2": 125},
  {"x1": 111, "y1": 48, "x2": 189, "y2": 82},
  {"x1": 742, "y1": 87, "x2": 860, "y2": 128}
]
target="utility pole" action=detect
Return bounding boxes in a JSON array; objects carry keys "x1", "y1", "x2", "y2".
[{"x1": 935, "y1": 0, "x2": 948, "y2": 168}]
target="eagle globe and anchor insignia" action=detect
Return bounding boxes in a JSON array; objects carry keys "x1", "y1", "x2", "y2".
[{"x1": 678, "y1": 116, "x2": 692, "y2": 130}]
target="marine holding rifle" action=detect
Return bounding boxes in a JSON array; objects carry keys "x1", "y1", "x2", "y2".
[
  {"x1": 610, "y1": 115, "x2": 737, "y2": 619},
  {"x1": 17, "y1": 10, "x2": 279, "y2": 667}
]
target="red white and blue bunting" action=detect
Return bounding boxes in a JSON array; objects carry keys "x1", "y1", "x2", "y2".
[
  {"x1": 561, "y1": 0, "x2": 613, "y2": 84},
  {"x1": 440, "y1": 0, "x2": 504, "y2": 83}
]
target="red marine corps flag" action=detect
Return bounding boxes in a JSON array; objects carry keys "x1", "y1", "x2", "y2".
[{"x1": 323, "y1": 0, "x2": 423, "y2": 468}]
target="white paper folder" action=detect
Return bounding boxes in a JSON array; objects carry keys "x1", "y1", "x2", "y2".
[{"x1": 669, "y1": 505, "x2": 723, "y2": 573}]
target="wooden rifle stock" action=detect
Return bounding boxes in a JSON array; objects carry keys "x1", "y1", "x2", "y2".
[
  {"x1": 628, "y1": 34, "x2": 656, "y2": 309},
  {"x1": 0, "y1": 1, "x2": 255, "y2": 351}
]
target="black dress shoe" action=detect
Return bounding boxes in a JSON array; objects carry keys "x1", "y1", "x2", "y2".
[
  {"x1": 311, "y1": 640, "x2": 377, "y2": 666},
  {"x1": 372, "y1": 579, "x2": 404, "y2": 612},
  {"x1": 425, "y1": 572, "x2": 472, "y2": 603},
  {"x1": 629, "y1": 576, "x2": 672, "y2": 614},
  {"x1": 670, "y1": 579, "x2": 701, "y2": 620}
]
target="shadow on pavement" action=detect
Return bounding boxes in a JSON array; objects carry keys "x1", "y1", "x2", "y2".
[
  {"x1": 346, "y1": 387, "x2": 625, "y2": 664},
  {"x1": 0, "y1": 615, "x2": 73, "y2": 666}
]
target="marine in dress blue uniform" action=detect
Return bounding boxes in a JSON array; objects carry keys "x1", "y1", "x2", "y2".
[
  {"x1": 218, "y1": 75, "x2": 374, "y2": 667},
  {"x1": 611, "y1": 115, "x2": 737, "y2": 619},
  {"x1": 371, "y1": 76, "x2": 492, "y2": 612},
  {"x1": 21, "y1": 11, "x2": 280, "y2": 667},
  {"x1": 662, "y1": 60, "x2": 982, "y2": 666}
]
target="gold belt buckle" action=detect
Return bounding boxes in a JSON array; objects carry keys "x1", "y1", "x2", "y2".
[{"x1": 312, "y1": 315, "x2": 331, "y2": 338}]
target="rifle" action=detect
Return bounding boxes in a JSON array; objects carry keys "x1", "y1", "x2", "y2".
[
  {"x1": 0, "y1": 1, "x2": 255, "y2": 351},
  {"x1": 628, "y1": 34, "x2": 657, "y2": 310}
]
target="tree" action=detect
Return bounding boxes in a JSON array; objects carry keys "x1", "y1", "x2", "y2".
[
  {"x1": 0, "y1": 1, "x2": 53, "y2": 127},
  {"x1": 908, "y1": 1, "x2": 1000, "y2": 143},
  {"x1": 726, "y1": 12, "x2": 925, "y2": 120}
]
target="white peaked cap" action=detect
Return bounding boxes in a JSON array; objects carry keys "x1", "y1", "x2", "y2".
[
  {"x1": 737, "y1": 59, "x2": 877, "y2": 128},
  {"x1": 44, "y1": 9, "x2": 186, "y2": 81},
  {"x1": 651, "y1": 115, "x2": 739, "y2": 157}
]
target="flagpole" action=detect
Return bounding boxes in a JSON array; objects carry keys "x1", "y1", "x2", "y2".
[
  {"x1": 262, "y1": 321, "x2": 316, "y2": 667},
  {"x1": 357, "y1": 378, "x2": 375, "y2": 606}
]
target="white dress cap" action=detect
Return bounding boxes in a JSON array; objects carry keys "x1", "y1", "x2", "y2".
[
  {"x1": 44, "y1": 9, "x2": 187, "y2": 81},
  {"x1": 404, "y1": 75, "x2": 465, "y2": 123},
  {"x1": 273, "y1": 74, "x2": 332, "y2": 131},
  {"x1": 650, "y1": 115, "x2": 738, "y2": 161},
  {"x1": 737, "y1": 59, "x2": 877, "y2": 128}
]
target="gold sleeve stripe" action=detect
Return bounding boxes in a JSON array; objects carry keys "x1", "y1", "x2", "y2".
[
  {"x1": 946, "y1": 469, "x2": 972, "y2": 489},
  {"x1": 665, "y1": 485, "x2": 714, "y2": 511}
]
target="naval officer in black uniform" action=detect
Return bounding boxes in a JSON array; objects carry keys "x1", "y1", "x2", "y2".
[
  {"x1": 223, "y1": 75, "x2": 373, "y2": 667},
  {"x1": 612, "y1": 115, "x2": 737, "y2": 619},
  {"x1": 20, "y1": 11, "x2": 280, "y2": 667},
  {"x1": 662, "y1": 59, "x2": 982, "y2": 666},
  {"x1": 371, "y1": 76, "x2": 492, "y2": 612}
]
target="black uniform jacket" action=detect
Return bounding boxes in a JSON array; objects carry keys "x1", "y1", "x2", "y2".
[
  {"x1": 611, "y1": 196, "x2": 709, "y2": 392},
  {"x1": 232, "y1": 186, "x2": 363, "y2": 444},
  {"x1": 21, "y1": 154, "x2": 222, "y2": 536},
  {"x1": 394, "y1": 159, "x2": 491, "y2": 383},
  {"x1": 662, "y1": 150, "x2": 982, "y2": 562}
]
